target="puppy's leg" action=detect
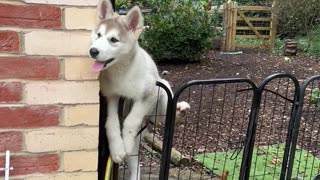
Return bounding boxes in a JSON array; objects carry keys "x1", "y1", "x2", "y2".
[
  {"x1": 127, "y1": 135, "x2": 141, "y2": 180},
  {"x1": 122, "y1": 100, "x2": 151, "y2": 154},
  {"x1": 105, "y1": 96, "x2": 126, "y2": 163}
]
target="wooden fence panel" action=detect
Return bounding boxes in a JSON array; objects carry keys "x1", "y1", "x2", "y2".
[{"x1": 223, "y1": 1, "x2": 276, "y2": 52}]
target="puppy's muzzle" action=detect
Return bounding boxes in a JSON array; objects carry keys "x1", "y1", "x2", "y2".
[{"x1": 89, "y1": 48, "x2": 100, "y2": 58}]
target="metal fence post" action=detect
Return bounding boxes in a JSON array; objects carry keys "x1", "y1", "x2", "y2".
[
  {"x1": 157, "y1": 82, "x2": 174, "y2": 180},
  {"x1": 286, "y1": 76, "x2": 320, "y2": 180},
  {"x1": 239, "y1": 88, "x2": 261, "y2": 180},
  {"x1": 279, "y1": 88, "x2": 300, "y2": 179},
  {"x1": 239, "y1": 73, "x2": 300, "y2": 180}
]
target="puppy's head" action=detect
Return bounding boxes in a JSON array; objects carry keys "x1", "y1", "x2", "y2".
[{"x1": 89, "y1": 0, "x2": 144, "y2": 72}]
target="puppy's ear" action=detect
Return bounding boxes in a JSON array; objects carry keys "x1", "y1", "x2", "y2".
[
  {"x1": 124, "y1": 6, "x2": 144, "y2": 32},
  {"x1": 97, "y1": 0, "x2": 114, "y2": 20}
]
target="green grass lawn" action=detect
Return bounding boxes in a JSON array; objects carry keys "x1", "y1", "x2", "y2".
[{"x1": 195, "y1": 144, "x2": 320, "y2": 179}]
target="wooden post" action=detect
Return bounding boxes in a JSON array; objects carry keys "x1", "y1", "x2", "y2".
[
  {"x1": 223, "y1": 1, "x2": 237, "y2": 52},
  {"x1": 223, "y1": 3, "x2": 230, "y2": 51},
  {"x1": 231, "y1": 1, "x2": 238, "y2": 51},
  {"x1": 222, "y1": 2, "x2": 229, "y2": 51},
  {"x1": 226, "y1": 2, "x2": 231, "y2": 51},
  {"x1": 226, "y1": 2, "x2": 233, "y2": 51},
  {"x1": 269, "y1": 1, "x2": 278, "y2": 51}
]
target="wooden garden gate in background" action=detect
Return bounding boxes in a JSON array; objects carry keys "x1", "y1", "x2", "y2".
[{"x1": 223, "y1": 1, "x2": 277, "y2": 51}]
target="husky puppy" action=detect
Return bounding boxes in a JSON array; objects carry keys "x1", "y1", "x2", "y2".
[{"x1": 89, "y1": 0, "x2": 190, "y2": 179}]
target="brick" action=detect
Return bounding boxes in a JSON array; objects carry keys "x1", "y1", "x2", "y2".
[
  {"x1": 0, "y1": 31, "x2": 19, "y2": 53},
  {"x1": 24, "y1": 31, "x2": 91, "y2": 56},
  {"x1": 0, "y1": 131, "x2": 23, "y2": 152},
  {"x1": 25, "y1": 127, "x2": 98, "y2": 152},
  {"x1": 64, "y1": 57, "x2": 98, "y2": 80},
  {"x1": 0, "y1": 82, "x2": 22, "y2": 103},
  {"x1": 64, "y1": 104, "x2": 99, "y2": 126},
  {"x1": 25, "y1": 172, "x2": 98, "y2": 180},
  {"x1": 0, "y1": 4, "x2": 61, "y2": 29},
  {"x1": 24, "y1": 81, "x2": 99, "y2": 105},
  {"x1": 21, "y1": 0, "x2": 99, "y2": 6},
  {"x1": 63, "y1": 151, "x2": 98, "y2": 172},
  {"x1": 0, "y1": 106, "x2": 59, "y2": 128},
  {"x1": 0, "y1": 154, "x2": 59, "y2": 176},
  {"x1": 65, "y1": 8, "x2": 96, "y2": 30},
  {"x1": 0, "y1": 56, "x2": 59, "y2": 80}
]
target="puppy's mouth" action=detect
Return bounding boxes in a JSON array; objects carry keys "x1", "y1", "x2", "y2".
[{"x1": 92, "y1": 58, "x2": 115, "y2": 72}]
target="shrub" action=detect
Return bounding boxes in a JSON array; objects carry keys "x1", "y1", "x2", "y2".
[
  {"x1": 306, "y1": 28, "x2": 320, "y2": 56},
  {"x1": 115, "y1": 0, "x2": 130, "y2": 9},
  {"x1": 275, "y1": 0, "x2": 320, "y2": 38},
  {"x1": 140, "y1": 0, "x2": 216, "y2": 61},
  {"x1": 116, "y1": 0, "x2": 152, "y2": 9},
  {"x1": 295, "y1": 26, "x2": 320, "y2": 56}
]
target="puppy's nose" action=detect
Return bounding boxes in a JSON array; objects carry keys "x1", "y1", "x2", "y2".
[{"x1": 89, "y1": 48, "x2": 99, "y2": 58}]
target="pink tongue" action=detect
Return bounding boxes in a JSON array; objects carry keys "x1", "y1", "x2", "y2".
[{"x1": 92, "y1": 61, "x2": 105, "y2": 72}]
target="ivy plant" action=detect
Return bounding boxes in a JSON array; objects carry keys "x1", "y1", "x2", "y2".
[{"x1": 311, "y1": 88, "x2": 320, "y2": 109}]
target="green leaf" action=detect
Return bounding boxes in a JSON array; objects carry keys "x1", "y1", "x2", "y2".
[{"x1": 311, "y1": 88, "x2": 320, "y2": 102}]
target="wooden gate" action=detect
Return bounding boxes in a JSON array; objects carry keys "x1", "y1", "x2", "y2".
[{"x1": 222, "y1": 1, "x2": 277, "y2": 52}]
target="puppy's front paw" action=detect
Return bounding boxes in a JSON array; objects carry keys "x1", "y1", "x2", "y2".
[
  {"x1": 123, "y1": 133, "x2": 136, "y2": 155},
  {"x1": 111, "y1": 150, "x2": 126, "y2": 163},
  {"x1": 176, "y1": 101, "x2": 190, "y2": 117},
  {"x1": 109, "y1": 140, "x2": 126, "y2": 163}
]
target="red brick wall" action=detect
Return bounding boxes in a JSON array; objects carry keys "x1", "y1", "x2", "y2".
[
  {"x1": 0, "y1": 3, "x2": 62, "y2": 177},
  {"x1": 0, "y1": 1, "x2": 99, "y2": 179}
]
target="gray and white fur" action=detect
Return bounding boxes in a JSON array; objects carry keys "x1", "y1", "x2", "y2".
[{"x1": 89, "y1": 0, "x2": 190, "y2": 179}]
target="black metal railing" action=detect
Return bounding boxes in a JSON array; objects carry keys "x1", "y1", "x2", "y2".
[{"x1": 98, "y1": 73, "x2": 320, "y2": 180}]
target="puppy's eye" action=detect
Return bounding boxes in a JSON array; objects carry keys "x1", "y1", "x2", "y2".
[
  {"x1": 97, "y1": 33, "x2": 102, "y2": 38},
  {"x1": 110, "y1": 37, "x2": 119, "y2": 43}
]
